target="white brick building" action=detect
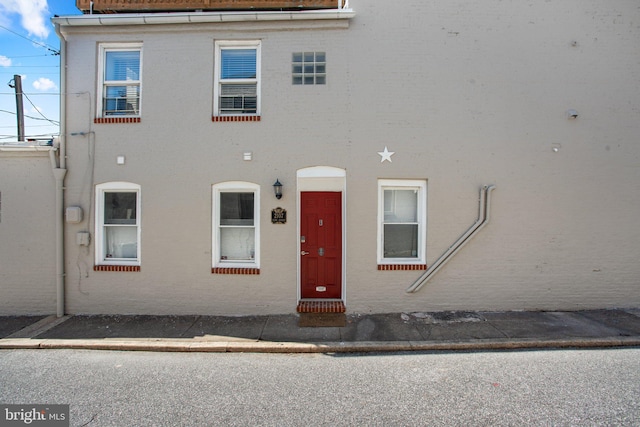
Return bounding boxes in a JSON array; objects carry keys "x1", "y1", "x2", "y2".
[{"x1": 1, "y1": 0, "x2": 639, "y2": 315}]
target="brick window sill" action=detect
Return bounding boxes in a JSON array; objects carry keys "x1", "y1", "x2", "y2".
[
  {"x1": 212, "y1": 267, "x2": 260, "y2": 275},
  {"x1": 94, "y1": 265, "x2": 140, "y2": 272},
  {"x1": 378, "y1": 264, "x2": 427, "y2": 271},
  {"x1": 212, "y1": 116, "x2": 261, "y2": 122},
  {"x1": 95, "y1": 117, "x2": 141, "y2": 124}
]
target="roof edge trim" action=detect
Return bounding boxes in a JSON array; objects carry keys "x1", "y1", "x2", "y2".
[{"x1": 52, "y1": 9, "x2": 355, "y2": 26}]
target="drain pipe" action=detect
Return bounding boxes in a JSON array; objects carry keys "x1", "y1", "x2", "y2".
[
  {"x1": 52, "y1": 23, "x2": 68, "y2": 317},
  {"x1": 406, "y1": 185, "x2": 496, "y2": 293}
]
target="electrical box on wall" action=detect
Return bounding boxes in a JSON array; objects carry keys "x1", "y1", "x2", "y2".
[
  {"x1": 65, "y1": 206, "x2": 83, "y2": 224},
  {"x1": 76, "y1": 231, "x2": 90, "y2": 246}
]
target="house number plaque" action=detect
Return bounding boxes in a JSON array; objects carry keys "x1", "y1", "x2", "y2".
[{"x1": 271, "y1": 207, "x2": 287, "y2": 224}]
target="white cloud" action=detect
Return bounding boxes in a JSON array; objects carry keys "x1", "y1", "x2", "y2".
[
  {"x1": 32, "y1": 77, "x2": 56, "y2": 91},
  {"x1": 28, "y1": 105, "x2": 44, "y2": 115},
  {"x1": 0, "y1": 0, "x2": 50, "y2": 38},
  {"x1": 0, "y1": 55, "x2": 11, "y2": 67}
]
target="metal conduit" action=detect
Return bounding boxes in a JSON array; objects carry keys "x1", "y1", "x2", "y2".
[{"x1": 406, "y1": 185, "x2": 496, "y2": 293}]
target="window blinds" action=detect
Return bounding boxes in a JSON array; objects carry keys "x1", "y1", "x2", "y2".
[
  {"x1": 105, "y1": 51, "x2": 140, "y2": 81},
  {"x1": 221, "y1": 49, "x2": 256, "y2": 79}
]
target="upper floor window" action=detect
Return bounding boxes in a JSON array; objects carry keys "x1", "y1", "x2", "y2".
[
  {"x1": 97, "y1": 43, "x2": 142, "y2": 118},
  {"x1": 214, "y1": 41, "x2": 261, "y2": 117},
  {"x1": 292, "y1": 52, "x2": 326, "y2": 85},
  {"x1": 95, "y1": 182, "x2": 141, "y2": 266},
  {"x1": 377, "y1": 180, "x2": 427, "y2": 265}
]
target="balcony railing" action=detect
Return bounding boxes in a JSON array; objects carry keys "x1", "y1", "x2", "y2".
[{"x1": 76, "y1": 0, "x2": 347, "y2": 13}]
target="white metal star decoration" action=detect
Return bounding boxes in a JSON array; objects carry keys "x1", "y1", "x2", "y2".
[{"x1": 378, "y1": 146, "x2": 395, "y2": 163}]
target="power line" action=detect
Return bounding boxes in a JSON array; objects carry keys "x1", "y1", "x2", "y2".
[
  {"x1": 1, "y1": 54, "x2": 57, "y2": 59},
  {"x1": 0, "y1": 124, "x2": 54, "y2": 128},
  {"x1": 0, "y1": 73, "x2": 60, "y2": 76},
  {"x1": 0, "y1": 65, "x2": 60, "y2": 68},
  {"x1": 0, "y1": 109, "x2": 59, "y2": 124},
  {"x1": 0, "y1": 25, "x2": 60, "y2": 56},
  {"x1": 0, "y1": 133, "x2": 57, "y2": 140},
  {"x1": 22, "y1": 93, "x2": 60, "y2": 126},
  {"x1": 0, "y1": 92, "x2": 61, "y2": 96}
]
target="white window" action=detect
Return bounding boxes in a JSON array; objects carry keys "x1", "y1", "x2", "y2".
[
  {"x1": 377, "y1": 180, "x2": 427, "y2": 264},
  {"x1": 212, "y1": 182, "x2": 260, "y2": 268},
  {"x1": 95, "y1": 182, "x2": 141, "y2": 266},
  {"x1": 214, "y1": 41, "x2": 261, "y2": 116},
  {"x1": 97, "y1": 43, "x2": 142, "y2": 117}
]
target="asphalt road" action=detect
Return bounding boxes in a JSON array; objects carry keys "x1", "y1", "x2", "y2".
[{"x1": 1, "y1": 349, "x2": 638, "y2": 426}]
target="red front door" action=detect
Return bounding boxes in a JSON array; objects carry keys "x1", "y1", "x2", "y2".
[{"x1": 300, "y1": 192, "x2": 342, "y2": 299}]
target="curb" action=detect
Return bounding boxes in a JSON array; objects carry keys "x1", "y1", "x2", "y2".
[{"x1": 1, "y1": 337, "x2": 639, "y2": 353}]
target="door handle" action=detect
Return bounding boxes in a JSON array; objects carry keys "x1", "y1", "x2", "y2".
[{"x1": 301, "y1": 251, "x2": 310, "y2": 256}]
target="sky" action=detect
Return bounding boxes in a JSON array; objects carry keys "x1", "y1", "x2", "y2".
[{"x1": 0, "y1": 0, "x2": 81, "y2": 143}]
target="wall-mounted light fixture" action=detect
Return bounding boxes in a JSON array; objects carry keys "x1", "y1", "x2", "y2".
[
  {"x1": 273, "y1": 179, "x2": 283, "y2": 199},
  {"x1": 566, "y1": 109, "x2": 579, "y2": 119}
]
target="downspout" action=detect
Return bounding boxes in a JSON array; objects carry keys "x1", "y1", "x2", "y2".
[
  {"x1": 406, "y1": 185, "x2": 496, "y2": 293},
  {"x1": 53, "y1": 23, "x2": 68, "y2": 317}
]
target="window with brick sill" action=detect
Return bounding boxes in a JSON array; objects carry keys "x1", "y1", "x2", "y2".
[
  {"x1": 213, "y1": 41, "x2": 261, "y2": 122},
  {"x1": 377, "y1": 179, "x2": 427, "y2": 269},
  {"x1": 96, "y1": 43, "x2": 142, "y2": 123},
  {"x1": 212, "y1": 182, "x2": 260, "y2": 274},
  {"x1": 95, "y1": 182, "x2": 141, "y2": 270}
]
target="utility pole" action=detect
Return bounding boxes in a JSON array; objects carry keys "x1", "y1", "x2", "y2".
[{"x1": 8, "y1": 74, "x2": 25, "y2": 142}]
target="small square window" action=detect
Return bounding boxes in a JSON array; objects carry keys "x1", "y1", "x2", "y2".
[{"x1": 292, "y1": 52, "x2": 326, "y2": 85}]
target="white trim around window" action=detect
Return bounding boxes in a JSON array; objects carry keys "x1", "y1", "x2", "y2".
[
  {"x1": 212, "y1": 182, "x2": 260, "y2": 269},
  {"x1": 377, "y1": 179, "x2": 427, "y2": 265},
  {"x1": 95, "y1": 182, "x2": 141, "y2": 266},
  {"x1": 97, "y1": 42, "x2": 143, "y2": 118},
  {"x1": 213, "y1": 40, "x2": 261, "y2": 117}
]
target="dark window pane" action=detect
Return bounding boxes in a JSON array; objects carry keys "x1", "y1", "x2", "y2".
[
  {"x1": 220, "y1": 193, "x2": 254, "y2": 226},
  {"x1": 104, "y1": 192, "x2": 137, "y2": 224},
  {"x1": 384, "y1": 224, "x2": 418, "y2": 258}
]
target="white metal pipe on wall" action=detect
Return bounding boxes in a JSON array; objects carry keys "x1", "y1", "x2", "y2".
[
  {"x1": 53, "y1": 23, "x2": 68, "y2": 317},
  {"x1": 406, "y1": 185, "x2": 496, "y2": 293}
]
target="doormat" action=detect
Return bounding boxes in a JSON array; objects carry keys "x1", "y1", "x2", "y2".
[{"x1": 298, "y1": 313, "x2": 347, "y2": 328}]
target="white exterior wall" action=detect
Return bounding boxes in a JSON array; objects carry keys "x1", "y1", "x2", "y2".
[
  {"x1": 0, "y1": 151, "x2": 56, "y2": 314},
  {"x1": 56, "y1": 0, "x2": 640, "y2": 315}
]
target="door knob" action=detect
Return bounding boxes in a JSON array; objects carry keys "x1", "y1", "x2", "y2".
[{"x1": 301, "y1": 251, "x2": 310, "y2": 255}]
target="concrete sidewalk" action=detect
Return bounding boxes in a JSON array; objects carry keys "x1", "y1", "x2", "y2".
[{"x1": 1, "y1": 308, "x2": 640, "y2": 353}]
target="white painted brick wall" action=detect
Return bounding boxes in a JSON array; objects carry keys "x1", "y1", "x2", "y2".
[
  {"x1": 42, "y1": 0, "x2": 640, "y2": 314},
  {"x1": 0, "y1": 154, "x2": 57, "y2": 314}
]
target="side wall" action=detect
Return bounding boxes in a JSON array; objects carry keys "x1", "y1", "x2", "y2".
[
  {"x1": 59, "y1": 0, "x2": 640, "y2": 315},
  {"x1": 0, "y1": 151, "x2": 56, "y2": 315}
]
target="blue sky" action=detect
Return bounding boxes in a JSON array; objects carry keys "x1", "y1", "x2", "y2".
[{"x1": 0, "y1": 0, "x2": 80, "y2": 143}]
